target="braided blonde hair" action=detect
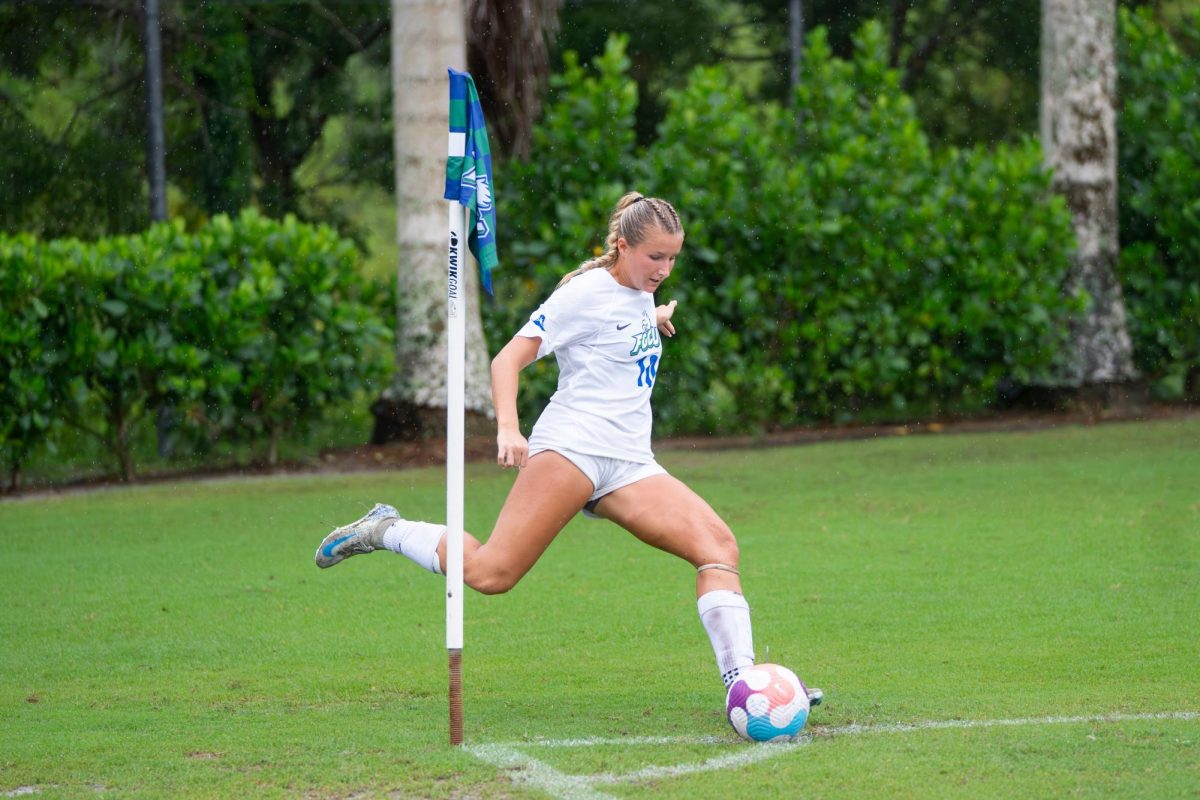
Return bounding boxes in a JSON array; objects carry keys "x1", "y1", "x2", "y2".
[{"x1": 557, "y1": 192, "x2": 683, "y2": 288}]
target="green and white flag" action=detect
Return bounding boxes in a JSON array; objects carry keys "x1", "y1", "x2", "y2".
[{"x1": 444, "y1": 68, "x2": 498, "y2": 295}]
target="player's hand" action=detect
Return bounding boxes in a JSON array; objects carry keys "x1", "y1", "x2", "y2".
[
  {"x1": 656, "y1": 299, "x2": 678, "y2": 337},
  {"x1": 496, "y1": 426, "x2": 529, "y2": 469}
]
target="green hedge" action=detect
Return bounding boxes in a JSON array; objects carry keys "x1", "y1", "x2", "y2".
[
  {"x1": 1118, "y1": 8, "x2": 1200, "y2": 400},
  {"x1": 490, "y1": 27, "x2": 1079, "y2": 434},
  {"x1": 0, "y1": 235, "x2": 70, "y2": 487},
  {"x1": 0, "y1": 210, "x2": 391, "y2": 486}
]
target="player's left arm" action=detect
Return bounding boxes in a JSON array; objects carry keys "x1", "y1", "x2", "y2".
[{"x1": 656, "y1": 299, "x2": 678, "y2": 337}]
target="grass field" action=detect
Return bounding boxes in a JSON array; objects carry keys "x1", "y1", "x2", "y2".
[{"x1": 2, "y1": 418, "x2": 1198, "y2": 798}]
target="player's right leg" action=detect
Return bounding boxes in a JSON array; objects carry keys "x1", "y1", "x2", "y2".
[
  {"x1": 449, "y1": 450, "x2": 592, "y2": 594},
  {"x1": 314, "y1": 502, "x2": 402, "y2": 568},
  {"x1": 315, "y1": 451, "x2": 592, "y2": 595}
]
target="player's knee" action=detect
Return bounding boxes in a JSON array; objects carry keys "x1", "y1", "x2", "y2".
[
  {"x1": 467, "y1": 560, "x2": 522, "y2": 595},
  {"x1": 474, "y1": 575, "x2": 517, "y2": 595},
  {"x1": 699, "y1": 517, "x2": 739, "y2": 568},
  {"x1": 473, "y1": 581, "x2": 505, "y2": 596}
]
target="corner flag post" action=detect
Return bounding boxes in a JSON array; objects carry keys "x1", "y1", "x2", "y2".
[
  {"x1": 445, "y1": 197, "x2": 466, "y2": 746},
  {"x1": 444, "y1": 68, "x2": 498, "y2": 747}
]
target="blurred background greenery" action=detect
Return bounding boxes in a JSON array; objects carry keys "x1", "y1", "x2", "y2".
[{"x1": 1, "y1": 1, "x2": 1197, "y2": 488}]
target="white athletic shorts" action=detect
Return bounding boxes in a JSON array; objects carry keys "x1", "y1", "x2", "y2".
[{"x1": 529, "y1": 445, "x2": 667, "y2": 517}]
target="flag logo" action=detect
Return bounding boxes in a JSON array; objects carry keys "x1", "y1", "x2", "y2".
[
  {"x1": 475, "y1": 172, "x2": 492, "y2": 212},
  {"x1": 460, "y1": 166, "x2": 493, "y2": 212}
]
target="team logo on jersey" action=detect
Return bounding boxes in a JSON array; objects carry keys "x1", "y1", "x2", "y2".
[
  {"x1": 637, "y1": 354, "x2": 659, "y2": 388},
  {"x1": 532, "y1": 314, "x2": 546, "y2": 331},
  {"x1": 629, "y1": 311, "x2": 660, "y2": 357}
]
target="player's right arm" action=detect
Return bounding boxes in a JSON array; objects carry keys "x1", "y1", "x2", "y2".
[{"x1": 491, "y1": 335, "x2": 541, "y2": 469}]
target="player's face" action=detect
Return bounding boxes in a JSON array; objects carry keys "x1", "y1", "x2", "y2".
[{"x1": 615, "y1": 228, "x2": 684, "y2": 293}]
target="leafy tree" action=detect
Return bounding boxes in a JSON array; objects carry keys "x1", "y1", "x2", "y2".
[
  {"x1": 0, "y1": 213, "x2": 391, "y2": 481},
  {"x1": 554, "y1": 0, "x2": 1191, "y2": 149},
  {"x1": 492, "y1": 32, "x2": 1078, "y2": 431},
  {"x1": 0, "y1": 5, "x2": 148, "y2": 237},
  {"x1": 466, "y1": 0, "x2": 562, "y2": 157},
  {"x1": 1118, "y1": 6, "x2": 1200, "y2": 398},
  {"x1": 0, "y1": 237, "x2": 71, "y2": 490},
  {"x1": 554, "y1": 0, "x2": 1044, "y2": 148},
  {"x1": 0, "y1": 1, "x2": 390, "y2": 236}
]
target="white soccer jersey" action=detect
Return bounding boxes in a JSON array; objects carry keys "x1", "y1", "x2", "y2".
[{"x1": 516, "y1": 267, "x2": 663, "y2": 462}]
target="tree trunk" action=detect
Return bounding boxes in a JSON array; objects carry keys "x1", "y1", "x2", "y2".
[
  {"x1": 267, "y1": 425, "x2": 280, "y2": 467},
  {"x1": 789, "y1": 0, "x2": 804, "y2": 96},
  {"x1": 384, "y1": 0, "x2": 493, "y2": 443},
  {"x1": 1040, "y1": 0, "x2": 1135, "y2": 385},
  {"x1": 464, "y1": 0, "x2": 560, "y2": 158},
  {"x1": 888, "y1": 0, "x2": 908, "y2": 69},
  {"x1": 143, "y1": 0, "x2": 168, "y2": 223},
  {"x1": 114, "y1": 411, "x2": 135, "y2": 483}
]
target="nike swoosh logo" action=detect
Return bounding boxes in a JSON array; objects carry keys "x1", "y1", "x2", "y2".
[
  {"x1": 322, "y1": 533, "x2": 355, "y2": 558},
  {"x1": 616, "y1": 323, "x2": 632, "y2": 330}
]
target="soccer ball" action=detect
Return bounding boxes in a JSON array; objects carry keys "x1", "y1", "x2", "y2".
[{"x1": 726, "y1": 663, "x2": 810, "y2": 742}]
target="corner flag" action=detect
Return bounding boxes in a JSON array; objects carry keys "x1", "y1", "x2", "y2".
[
  {"x1": 443, "y1": 67, "x2": 497, "y2": 747},
  {"x1": 444, "y1": 68, "x2": 498, "y2": 296}
]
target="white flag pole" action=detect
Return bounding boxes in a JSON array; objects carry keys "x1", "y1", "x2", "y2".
[{"x1": 446, "y1": 198, "x2": 467, "y2": 746}]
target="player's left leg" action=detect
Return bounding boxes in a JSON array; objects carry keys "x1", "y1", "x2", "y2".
[
  {"x1": 592, "y1": 474, "x2": 740, "y2": 596},
  {"x1": 594, "y1": 475, "x2": 821, "y2": 705},
  {"x1": 592, "y1": 475, "x2": 753, "y2": 688}
]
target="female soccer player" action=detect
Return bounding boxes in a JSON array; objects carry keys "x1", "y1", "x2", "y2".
[{"x1": 315, "y1": 192, "x2": 820, "y2": 705}]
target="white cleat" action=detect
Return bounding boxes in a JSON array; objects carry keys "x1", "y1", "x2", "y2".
[{"x1": 314, "y1": 503, "x2": 398, "y2": 569}]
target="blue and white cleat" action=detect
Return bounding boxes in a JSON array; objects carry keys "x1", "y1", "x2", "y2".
[
  {"x1": 807, "y1": 687, "x2": 824, "y2": 708},
  {"x1": 315, "y1": 503, "x2": 398, "y2": 569}
]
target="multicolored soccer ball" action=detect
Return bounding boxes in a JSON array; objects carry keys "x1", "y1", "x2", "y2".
[{"x1": 725, "y1": 663, "x2": 810, "y2": 742}]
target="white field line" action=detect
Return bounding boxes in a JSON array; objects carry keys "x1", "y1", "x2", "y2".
[
  {"x1": 590, "y1": 738, "x2": 809, "y2": 785},
  {"x1": 516, "y1": 734, "x2": 732, "y2": 748},
  {"x1": 466, "y1": 711, "x2": 1199, "y2": 800},
  {"x1": 466, "y1": 744, "x2": 616, "y2": 800}
]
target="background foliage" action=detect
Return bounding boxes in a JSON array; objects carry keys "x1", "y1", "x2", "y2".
[
  {"x1": 0, "y1": 3, "x2": 1198, "y2": 485},
  {"x1": 0, "y1": 1, "x2": 391, "y2": 239},
  {"x1": 1117, "y1": 7, "x2": 1200, "y2": 400},
  {"x1": 2, "y1": 1, "x2": 1188, "y2": 273},
  {"x1": 0, "y1": 212, "x2": 391, "y2": 487},
  {"x1": 491, "y1": 29, "x2": 1079, "y2": 434},
  {"x1": 556, "y1": 0, "x2": 1045, "y2": 149}
]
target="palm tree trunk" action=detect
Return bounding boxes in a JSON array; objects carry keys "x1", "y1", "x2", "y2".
[
  {"x1": 384, "y1": 0, "x2": 493, "y2": 442},
  {"x1": 1041, "y1": 0, "x2": 1135, "y2": 386}
]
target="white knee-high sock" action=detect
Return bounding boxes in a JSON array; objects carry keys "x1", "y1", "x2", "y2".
[
  {"x1": 697, "y1": 589, "x2": 756, "y2": 688},
  {"x1": 380, "y1": 519, "x2": 446, "y2": 575}
]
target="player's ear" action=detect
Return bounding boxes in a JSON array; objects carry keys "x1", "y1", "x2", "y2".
[{"x1": 616, "y1": 236, "x2": 628, "y2": 254}]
